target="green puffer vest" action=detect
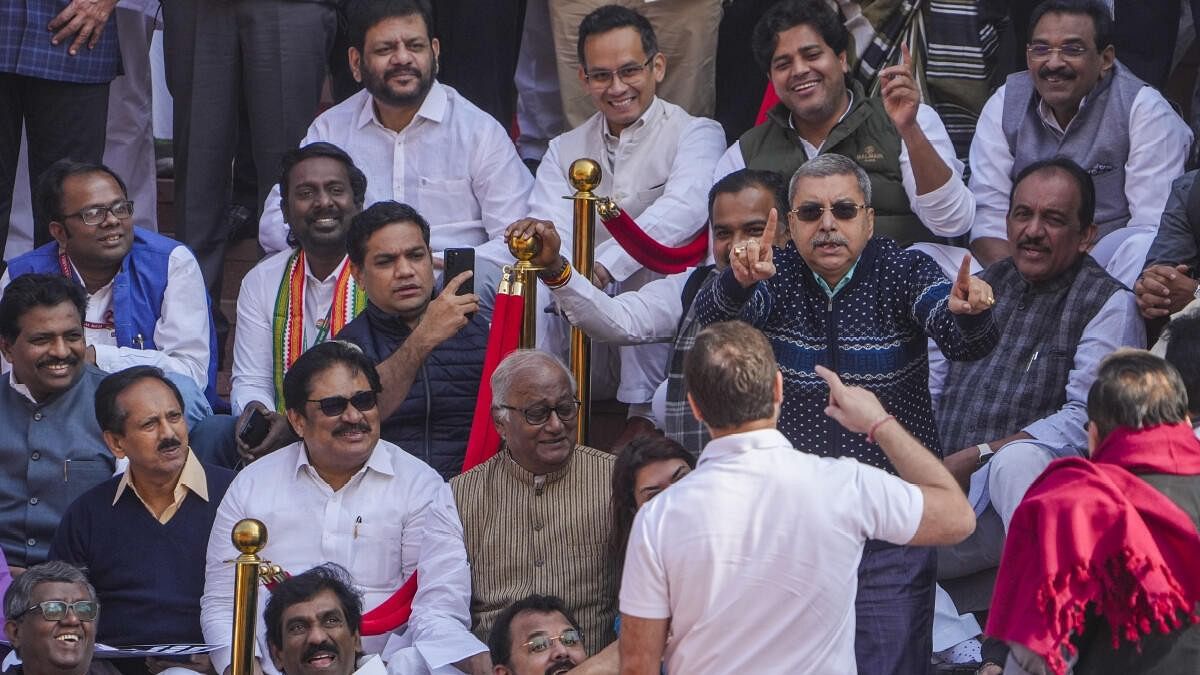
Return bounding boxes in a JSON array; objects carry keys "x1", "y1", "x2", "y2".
[{"x1": 738, "y1": 80, "x2": 934, "y2": 246}]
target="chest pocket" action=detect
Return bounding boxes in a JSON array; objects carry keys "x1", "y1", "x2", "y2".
[
  {"x1": 350, "y1": 522, "x2": 405, "y2": 590},
  {"x1": 417, "y1": 178, "x2": 478, "y2": 225}
]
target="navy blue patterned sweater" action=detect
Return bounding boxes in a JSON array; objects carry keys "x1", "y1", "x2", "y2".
[{"x1": 694, "y1": 237, "x2": 999, "y2": 471}]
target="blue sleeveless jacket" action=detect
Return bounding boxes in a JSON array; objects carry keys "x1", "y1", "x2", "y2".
[{"x1": 6, "y1": 228, "x2": 222, "y2": 407}]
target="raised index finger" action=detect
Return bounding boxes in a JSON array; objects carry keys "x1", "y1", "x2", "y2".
[
  {"x1": 762, "y1": 208, "x2": 778, "y2": 249},
  {"x1": 814, "y1": 365, "x2": 844, "y2": 394},
  {"x1": 954, "y1": 254, "x2": 972, "y2": 293}
]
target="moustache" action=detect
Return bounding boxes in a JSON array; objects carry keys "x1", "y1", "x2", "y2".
[
  {"x1": 545, "y1": 659, "x2": 577, "y2": 675},
  {"x1": 385, "y1": 66, "x2": 423, "y2": 81},
  {"x1": 36, "y1": 355, "x2": 79, "y2": 369},
  {"x1": 1017, "y1": 237, "x2": 1050, "y2": 253},
  {"x1": 810, "y1": 233, "x2": 850, "y2": 249},
  {"x1": 158, "y1": 436, "x2": 182, "y2": 452},
  {"x1": 1037, "y1": 66, "x2": 1074, "y2": 80},
  {"x1": 301, "y1": 641, "x2": 340, "y2": 663},
  {"x1": 333, "y1": 421, "x2": 372, "y2": 437}
]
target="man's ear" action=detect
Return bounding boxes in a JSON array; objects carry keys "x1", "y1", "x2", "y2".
[
  {"x1": 103, "y1": 430, "x2": 127, "y2": 460},
  {"x1": 491, "y1": 408, "x2": 506, "y2": 437},
  {"x1": 686, "y1": 393, "x2": 704, "y2": 423},
  {"x1": 349, "y1": 262, "x2": 364, "y2": 288},
  {"x1": 1080, "y1": 223, "x2": 1099, "y2": 252},
  {"x1": 1099, "y1": 44, "x2": 1115, "y2": 77},
  {"x1": 348, "y1": 47, "x2": 363, "y2": 84},
  {"x1": 268, "y1": 643, "x2": 285, "y2": 673},
  {"x1": 651, "y1": 51, "x2": 667, "y2": 83},
  {"x1": 285, "y1": 409, "x2": 307, "y2": 440},
  {"x1": 493, "y1": 665, "x2": 513, "y2": 675},
  {"x1": 49, "y1": 220, "x2": 70, "y2": 247},
  {"x1": 5, "y1": 618, "x2": 21, "y2": 651},
  {"x1": 0, "y1": 337, "x2": 13, "y2": 364},
  {"x1": 773, "y1": 371, "x2": 784, "y2": 406}
]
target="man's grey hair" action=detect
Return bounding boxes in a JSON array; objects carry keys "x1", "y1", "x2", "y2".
[
  {"x1": 4, "y1": 561, "x2": 97, "y2": 623},
  {"x1": 491, "y1": 350, "x2": 576, "y2": 410},
  {"x1": 788, "y1": 154, "x2": 873, "y2": 207}
]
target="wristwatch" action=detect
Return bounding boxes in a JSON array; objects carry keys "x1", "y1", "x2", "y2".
[{"x1": 977, "y1": 443, "x2": 995, "y2": 466}]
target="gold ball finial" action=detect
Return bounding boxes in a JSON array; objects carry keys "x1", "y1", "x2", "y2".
[
  {"x1": 231, "y1": 518, "x2": 268, "y2": 555},
  {"x1": 568, "y1": 158, "x2": 602, "y2": 193},
  {"x1": 508, "y1": 234, "x2": 541, "y2": 262}
]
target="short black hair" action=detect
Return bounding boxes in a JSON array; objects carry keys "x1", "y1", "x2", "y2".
[
  {"x1": 346, "y1": 0, "x2": 434, "y2": 52},
  {"x1": 708, "y1": 169, "x2": 789, "y2": 224},
  {"x1": 265, "y1": 564, "x2": 364, "y2": 651},
  {"x1": 1010, "y1": 156, "x2": 1096, "y2": 229},
  {"x1": 751, "y1": 0, "x2": 849, "y2": 73},
  {"x1": 576, "y1": 5, "x2": 658, "y2": 68},
  {"x1": 345, "y1": 201, "x2": 431, "y2": 267},
  {"x1": 0, "y1": 274, "x2": 87, "y2": 344},
  {"x1": 94, "y1": 366, "x2": 185, "y2": 435},
  {"x1": 279, "y1": 142, "x2": 368, "y2": 211},
  {"x1": 35, "y1": 159, "x2": 129, "y2": 232},
  {"x1": 1029, "y1": 0, "x2": 1113, "y2": 50},
  {"x1": 282, "y1": 341, "x2": 382, "y2": 414},
  {"x1": 1165, "y1": 315, "x2": 1200, "y2": 417},
  {"x1": 488, "y1": 595, "x2": 582, "y2": 667}
]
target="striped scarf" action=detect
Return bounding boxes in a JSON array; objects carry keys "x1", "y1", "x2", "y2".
[{"x1": 271, "y1": 250, "x2": 366, "y2": 411}]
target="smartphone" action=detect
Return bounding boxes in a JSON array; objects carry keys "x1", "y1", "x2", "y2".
[
  {"x1": 443, "y1": 247, "x2": 475, "y2": 296},
  {"x1": 237, "y1": 408, "x2": 271, "y2": 448}
]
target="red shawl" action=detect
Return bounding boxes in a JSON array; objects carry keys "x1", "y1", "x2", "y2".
[{"x1": 986, "y1": 422, "x2": 1200, "y2": 675}]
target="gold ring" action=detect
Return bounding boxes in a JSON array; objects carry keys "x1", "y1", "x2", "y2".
[
  {"x1": 734, "y1": 245, "x2": 747, "y2": 254},
  {"x1": 985, "y1": 296, "x2": 995, "y2": 306}
]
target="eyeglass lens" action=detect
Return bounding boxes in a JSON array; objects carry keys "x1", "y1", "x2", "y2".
[{"x1": 314, "y1": 390, "x2": 378, "y2": 417}]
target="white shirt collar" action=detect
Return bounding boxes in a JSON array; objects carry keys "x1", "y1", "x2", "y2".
[
  {"x1": 1035, "y1": 94, "x2": 1086, "y2": 136},
  {"x1": 7, "y1": 370, "x2": 36, "y2": 405},
  {"x1": 789, "y1": 91, "x2": 854, "y2": 153},
  {"x1": 357, "y1": 80, "x2": 449, "y2": 132},
  {"x1": 698, "y1": 428, "x2": 791, "y2": 466},
  {"x1": 303, "y1": 252, "x2": 350, "y2": 285},
  {"x1": 601, "y1": 95, "x2": 663, "y2": 145},
  {"x1": 293, "y1": 438, "x2": 397, "y2": 486}
]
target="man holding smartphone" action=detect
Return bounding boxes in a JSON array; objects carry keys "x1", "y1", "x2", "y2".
[
  {"x1": 230, "y1": 143, "x2": 368, "y2": 465},
  {"x1": 337, "y1": 201, "x2": 486, "y2": 479}
]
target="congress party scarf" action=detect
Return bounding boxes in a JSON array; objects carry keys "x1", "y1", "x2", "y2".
[{"x1": 271, "y1": 250, "x2": 366, "y2": 411}]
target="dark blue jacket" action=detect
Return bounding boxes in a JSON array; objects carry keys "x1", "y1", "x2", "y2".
[
  {"x1": 336, "y1": 301, "x2": 487, "y2": 479},
  {"x1": 6, "y1": 228, "x2": 222, "y2": 409}
]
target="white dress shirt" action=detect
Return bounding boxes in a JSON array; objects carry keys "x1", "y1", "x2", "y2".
[
  {"x1": 551, "y1": 269, "x2": 686, "y2": 345},
  {"x1": 201, "y1": 440, "x2": 485, "y2": 675},
  {"x1": 0, "y1": 247, "x2": 211, "y2": 389},
  {"x1": 621, "y1": 428, "x2": 923, "y2": 674},
  {"x1": 714, "y1": 100, "x2": 975, "y2": 238},
  {"x1": 230, "y1": 249, "x2": 352, "y2": 414},
  {"x1": 529, "y1": 96, "x2": 726, "y2": 283},
  {"x1": 257, "y1": 82, "x2": 533, "y2": 272},
  {"x1": 968, "y1": 83, "x2": 1192, "y2": 242}
]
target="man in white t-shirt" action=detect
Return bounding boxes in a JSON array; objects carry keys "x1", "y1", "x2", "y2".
[{"x1": 619, "y1": 320, "x2": 976, "y2": 674}]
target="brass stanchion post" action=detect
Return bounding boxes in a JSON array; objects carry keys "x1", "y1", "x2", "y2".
[
  {"x1": 508, "y1": 237, "x2": 543, "y2": 349},
  {"x1": 230, "y1": 519, "x2": 268, "y2": 675},
  {"x1": 567, "y1": 159, "x2": 601, "y2": 446}
]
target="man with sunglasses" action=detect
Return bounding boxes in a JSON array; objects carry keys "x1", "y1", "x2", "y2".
[
  {"x1": 513, "y1": 4, "x2": 725, "y2": 447},
  {"x1": 451, "y1": 350, "x2": 618, "y2": 661},
  {"x1": 968, "y1": 0, "x2": 1190, "y2": 281},
  {"x1": 693, "y1": 153, "x2": 998, "y2": 673},
  {"x1": 3, "y1": 561, "x2": 98, "y2": 675},
  {"x1": 203, "y1": 341, "x2": 490, "y2": 675},
  {"x1": 2, "y1": 159, "x2": 220, "y2": 407},
  {"x1": 488, "y1": 595, "x2": 585, "y2": 675}
]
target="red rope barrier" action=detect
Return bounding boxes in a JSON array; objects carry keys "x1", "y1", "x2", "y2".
[{"x1": 598, "y1": 203, "x2": 707, "y2": 274}]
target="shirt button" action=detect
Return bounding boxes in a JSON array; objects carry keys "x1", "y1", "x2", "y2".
[
  {"x1": 29, "y1": 498, "x2": 38, "y2": 505},
  {"x1": 534, "y1": 559, "x2": 545, "y2": 568},
  {"x1": 33, "y1": 412, "x2": 43, "y2": 421},
  {"x1": 26, "y1": 538, "x2": 36, "y2": 547},
  {"x1": 31, "y1": 452, "x2": 40, "y2": 461},
  {"x1": 533, "y1": 522, "x2": 544, "y2": 532}
]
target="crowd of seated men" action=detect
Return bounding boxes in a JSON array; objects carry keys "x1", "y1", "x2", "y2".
[{"x1": 3, "y1": 0, "x2": 1200, "y2": 674}]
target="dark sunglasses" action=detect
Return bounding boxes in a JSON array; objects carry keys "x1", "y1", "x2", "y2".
[
  {"x1": 17, "y1": 600, "x2": 99, "y2": 622},
  {"x1": 788, "y1": 202, "x2": 868, "y2": 223},
  {"x1": 306, "y1": 390, "x2": 378, "y2": 417}
]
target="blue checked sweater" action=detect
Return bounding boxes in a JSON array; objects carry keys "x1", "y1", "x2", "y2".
[{"x1": 694, "y1": 238, "x2": 998, "y2": 471}]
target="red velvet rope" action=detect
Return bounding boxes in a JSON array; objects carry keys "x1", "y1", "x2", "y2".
[
  {"x1": 359, "y1": 279, "x2": 526, "y2": 636},
  {"x1": 599, "y1": 204, "x2": 707, "y2": 274}
]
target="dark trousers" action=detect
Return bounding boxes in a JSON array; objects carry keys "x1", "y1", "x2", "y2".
[
  {"x1": 162, "y1": 0, "x2": 335, "y2": 305},
  {"x1": 855, "y1": 540, "x2": 937, "y2": 675},
  {"x1": 714, "y1": 0, "x2": 774, "y2": 146},
  {"x1": 0, "y1": 73, "x2": 109, "y2": 261}
]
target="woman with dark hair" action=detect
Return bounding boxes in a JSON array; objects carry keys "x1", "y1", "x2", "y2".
[{"x1": 610, "y1": 434, "x2": 696, "y2": 567}]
